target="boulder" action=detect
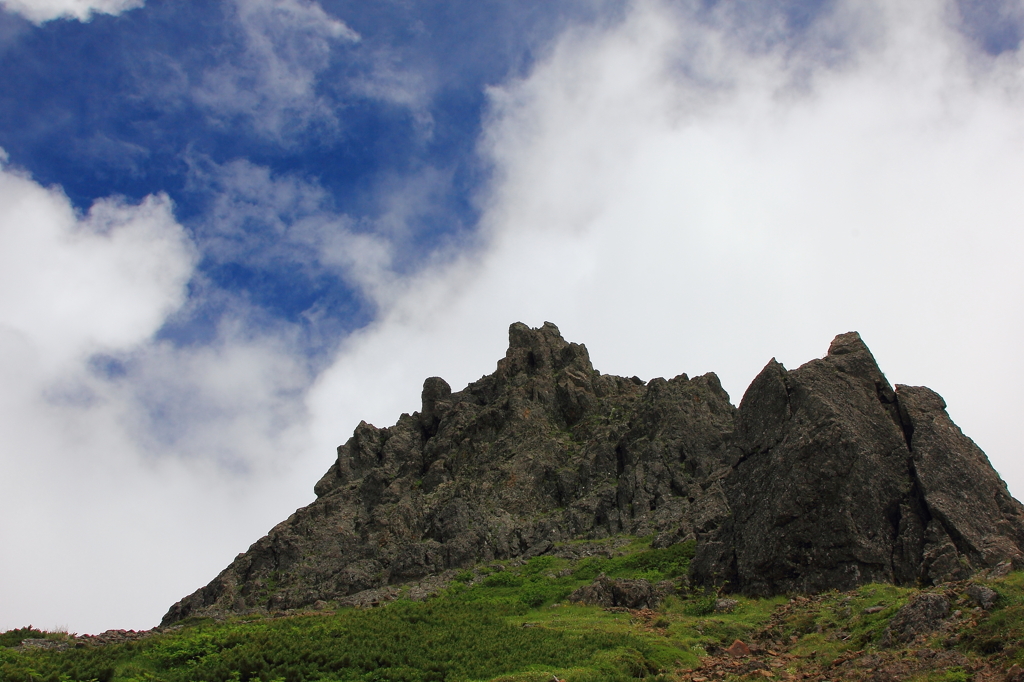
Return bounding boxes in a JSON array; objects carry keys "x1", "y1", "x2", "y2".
[
  {"x1": 881, "y1": 593, "x2": 950, "y2": 646},
  {"x1": 714, "y1": 598, "x2": 739, "y2": 613},
  {"x1": 568, "y1": 576, "x2": 670, "y2": 609},
  {"x1": 966, "y1": 584, "x2": 999, "y2": 610}
]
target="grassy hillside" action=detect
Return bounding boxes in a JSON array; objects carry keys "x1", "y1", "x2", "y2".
[{"x1": 4, "y1": 538, "x2": 1023, "y2": 682}]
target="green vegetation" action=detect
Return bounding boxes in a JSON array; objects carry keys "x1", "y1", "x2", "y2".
[
  {"x1": 0, "y1": 628, "x2": 47, "y2": 649},
  {"x1": 6, "y1": 539, "x2": 1024, "y2": 682},
  {"x1": 570, "y1": 542, "x2": 694, "y2": 583},
  {"x1": 965, "y1": 571, "x2": 1024, "y2": 662}
]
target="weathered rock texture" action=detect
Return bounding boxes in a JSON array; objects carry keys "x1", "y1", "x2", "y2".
[
  {"x1": 880, "y1": 593, "x2": 951, "y2": 646},
  {"x1": 568, "y1": 576, "x2": 672, "y2": 610},
  {"x1": 163, "y1": 323, "x2": 1024, "y2": 624},
  {"x1": 690, "y1": 332, "x2": 1024, "y2": 594}
]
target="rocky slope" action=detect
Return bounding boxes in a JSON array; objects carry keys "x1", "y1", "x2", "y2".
[{"x1": 163, "y1": 323, "x2": 1024, "y2": 623}]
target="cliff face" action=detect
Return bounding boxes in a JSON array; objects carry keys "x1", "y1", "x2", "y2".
[
  {"x1": 691, "y1": 332, "x2": 1024, "y2": 594},
  {"x1": 163, "y1": 323, "x2": 1024, "y2": 624}
]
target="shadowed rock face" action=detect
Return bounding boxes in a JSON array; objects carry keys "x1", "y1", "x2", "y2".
[
  {"x1": 690, "y1": 332, "x2": 1024, "y2": 594},
  {"x1": 162, "y1": 324, "x2": 1024, "y2": 624},
  {"x1": 162, "y1": 322, "x2": 735, "y2": 623}
]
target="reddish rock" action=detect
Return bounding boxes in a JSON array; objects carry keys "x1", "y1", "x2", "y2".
[{"x1": 727, "y1": 639, "x2": 751, "y2": 657}]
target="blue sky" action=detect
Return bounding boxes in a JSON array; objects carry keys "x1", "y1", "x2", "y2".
[
  {"x1": 2, "y1": 0, "x2": 1023, "y2": 633},
  {"x1": 0, "y1": 0, "x2": 605, "y2": 346}
]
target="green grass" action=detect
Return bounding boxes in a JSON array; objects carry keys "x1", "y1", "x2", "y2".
[
  {"x1": 662, "y1": 592, "x2": 787, "y2": 658},
  {"x1": 570, "y1": 541, "x2": 694, "y2": 583},
  {"x1": 907, "y1": 667, "x2": 971, "y2": 682},
  {"x1": 0, "y1": 540, "x2": 702, "y2": 682},
  {"x1": 456, "y1": 542, "x2": 696, "y2": 613},
  {"x1": 2, "y1": 602, "x2": 666, "y2": 682},
  {"x1": 9, "y1": 539, "x2": 1024, "y2": 682},
  {"x1": 965, "y1": 570, "x2": 1024, "y2": 663}
]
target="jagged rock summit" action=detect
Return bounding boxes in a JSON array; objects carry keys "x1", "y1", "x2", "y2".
[{"x1": 163, "y1": 323, "x2": 1024, "y2": 624}]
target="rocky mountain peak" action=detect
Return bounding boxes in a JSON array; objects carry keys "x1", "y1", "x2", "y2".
[
  {"x1": 163, "y1": 324, "x2": 1024, "y2": 625},
  {"x1": 498, "y1": 321, "x2": 594, "y2": 379},
  {"x1": 827, "y1": 330, "x2": 869, "y2": 355}
]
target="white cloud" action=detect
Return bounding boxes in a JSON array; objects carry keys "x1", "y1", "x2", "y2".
[
  {"x1": 344, "y1": 43, "x2": 435, "y2": 138},
  {"x1": 0, "y1": 0, "x2": 142, "y2": 24},
  {"x1": 191, "y1": 0, "x2": 442, "y2": 142},
  {"x1": 0, "y1": 156, "x2": 194, "y2": 373},
  {"x1": 188, "y1": 157, "x2": 466, "y2": 311},
  {"x1": 194, "y1": 0, "x2": 359, "y2": 140},
  {"x1": 306, "y1": 0, "x2": 1024, "y2": 513},
  {"x1": 0, "y1": 155, "x2": 319, "y2": 633},
  {"x1": 193, "y1": 157, "x2": 399, "y2": 302}
]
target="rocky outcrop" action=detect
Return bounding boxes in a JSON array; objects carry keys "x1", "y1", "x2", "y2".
[
  {"x1": 897, "y1": 385, "x2": 1024, "y2": 578},
  {"x1": 568, "y1": 576, "x2": 672, "y2": 609},
  {"x1": 163, "y1": 322, "x2": 735, "y2": 623},
  {"x1": 162, "y1": 324, "x2": 1024, "y2": 624},
  {"x1": 880, "y1": 593, "x2": 951, "y2": 646},
  {"x1": 690, "y1": 332, "x2": 1024, "y2": 594}
]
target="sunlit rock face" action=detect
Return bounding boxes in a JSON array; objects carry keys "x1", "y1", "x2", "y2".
[{"x1": 162, "y1": 324, "x2": 1024, "y2": 623}]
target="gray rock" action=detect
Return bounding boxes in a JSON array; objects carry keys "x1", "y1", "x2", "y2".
[
  {"x1": 690, "y1": 332, "x2": 1024, "y2": 595},
  {"x1": 17, "y1": 639, "x2": 69, "y2": 651},
  {"x1": 881, "y1": 593, "x2": 950, "y2": 646},
  {"x1": 162, "y1": 325, "x2": 1024, "y2": 624},
  {"x1": 163, "y1": 322, "x2": 734, "y2": 624},
  {"x1": 693, "y1": 335, "x2": 920, "y2": 594},
  {"x1": 568, "y1": 576, "x2": 670, "y2": 609},
  {"x1": 897, "y1": 385, "x2": 1024, "y2": 577},
  {"x1": 714, "y1": 598, "x2": 739, "y2": 613},
  {"x1": 966, "y1": 584, "x2": 999, "y2": 610}
]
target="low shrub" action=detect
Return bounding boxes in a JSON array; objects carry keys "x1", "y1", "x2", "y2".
[
  {"x1": 0, "y1": 627, "x2": 47, "y2": 648},
  {"x1": 483, "y1": 571, "x2": 524, "y2": 588},
  {"x1": 682, "y1": 591, "x2": 717, "y2": 617}
]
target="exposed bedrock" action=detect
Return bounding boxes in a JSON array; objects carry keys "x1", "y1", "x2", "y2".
[
  {"x1": 690, "y1": 332, "x2": 1024, "y2": 594},
  {"x1": 162, "y1": 324, "x2": 1024, "y2": 624}
]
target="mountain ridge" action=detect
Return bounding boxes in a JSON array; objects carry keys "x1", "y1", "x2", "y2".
[{"x1": 162, "y1": 323, "x2": 1024, "y2": 624}]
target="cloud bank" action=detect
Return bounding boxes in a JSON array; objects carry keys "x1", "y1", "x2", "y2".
[
  {"x1": 0, "y1": 0, "x2": 142, "y2": 23},
  {"x1": 0, "y1": 155, "x2": 318, "y2": 632}
]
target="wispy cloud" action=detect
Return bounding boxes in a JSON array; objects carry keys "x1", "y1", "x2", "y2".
[
  {"x1": 188, "y1": 0, "x2": 454, "y2": 143},
  {"x1": 193, "y1": 0, "x2": 359, "y2": 140},
  {"x1": 188, "y1": 157, "x2": 399, "y2": 307},
  {"x1": 343, "y1": 41, "x2": 435, "y2": 138}
]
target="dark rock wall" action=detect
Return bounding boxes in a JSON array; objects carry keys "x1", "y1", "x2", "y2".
[
  {"x1": 690, "y1": 333, "x2": 1024, "y2": 595},
  {"x1": 163, "y1": 322, "x2": 736, "y2": 623},
  {"x1": 692, "y1": 334, "x2": 921, "y2": 593},
  {"x1": 162, "y1": 324, "x2": 1024, "y2": 624},
  {"x1": 897, "y1": 385, "x2": 1024, "y2": 578}
]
